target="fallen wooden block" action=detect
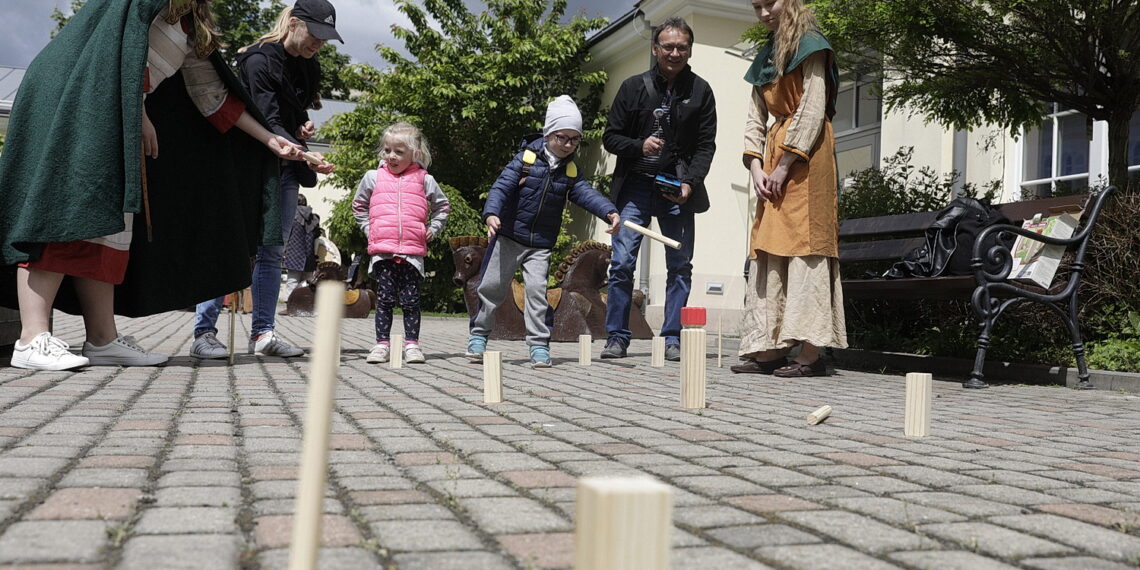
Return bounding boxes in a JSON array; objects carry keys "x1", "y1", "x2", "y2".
[
  {"x1": 574, "y1": 476, "x2": 672, "y2": 570},
  {"x1": 904, "y1": 372, "x2": 932, "y2": 437},
  {"x1": 484, "y1": 351, "x2": 502, "y2": 404},
  {"x1": 805, "y1": 405, "x2": 832, "y2": 425}
]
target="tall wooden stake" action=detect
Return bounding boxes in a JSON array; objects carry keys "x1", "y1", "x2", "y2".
[
  {"x1": 574, "y1": 476, "x2": 673, "y2": 570},
  {"x1": 904, "y1": 372, "x2": 932, "y2": 437},
  {"x1": 579, "y1": 334, "x2": 591, "y2": 366},
  {"x1": 289, "y1": 282, "x2": 344, "y2": 570},
  {"x1": 484, "y1": 351, "x2": 502, "y2": 404}
]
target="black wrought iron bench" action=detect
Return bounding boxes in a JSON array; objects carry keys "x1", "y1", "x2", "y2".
[{"x1": 837, "y1": 187, "x2": 1118, "y2": 389}]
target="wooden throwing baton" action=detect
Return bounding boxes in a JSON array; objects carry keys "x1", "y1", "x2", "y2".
[{"x1": 622, "y1": 220, "x2": 682, "y2": 250}]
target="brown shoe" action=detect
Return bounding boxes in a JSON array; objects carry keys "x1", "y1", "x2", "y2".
[
  {"x1": 773, "y1": 358, "x2": 828, "y2": 378},
  {"x1": 730, "y1": 357, "x2": 788, "y2": 374}
]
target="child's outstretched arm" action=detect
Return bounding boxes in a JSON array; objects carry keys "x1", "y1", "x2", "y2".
[
  {"x1": 483, "y1": 153, "x2": 526, "y2": 238},
  {"x1": 568, "y1": 178, "x2": 621, "y2": 235},
  {"x1": 424, "y1": 174, "x2": 451, "y2": 241}
]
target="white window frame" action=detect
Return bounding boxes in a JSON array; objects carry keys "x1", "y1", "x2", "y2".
[{"x1": 1015, "y1": 104, "x2": 1140, "y2": 196}]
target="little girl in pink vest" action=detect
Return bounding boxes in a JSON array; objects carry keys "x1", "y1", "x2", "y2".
[{"x1": 352, "y1": 122, "x2": 451, "y2": 364}]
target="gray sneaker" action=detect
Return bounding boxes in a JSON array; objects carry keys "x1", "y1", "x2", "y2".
[
  {"x1": 83, "y1": 335, "x2": 169, "y2": 366},
  {"x1": 248, "y1": 331, "x2": 304, "y2": 357},
  {"x1": 600, "y1": 338, "x2": 627, "y2": 359},
  {"x1": 664, "y1": 343, "x2": 681, "y2": 362},
  {"x1": 190, "y1": 332, "x2": 228, "y2": 360}
]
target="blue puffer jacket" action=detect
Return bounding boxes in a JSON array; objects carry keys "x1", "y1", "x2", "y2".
[{"x1": 483, "y1": 137, "x2": 617, "y2": 249}]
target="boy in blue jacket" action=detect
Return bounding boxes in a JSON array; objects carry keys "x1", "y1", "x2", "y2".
[{"x1": 467, "y1": 95, "x2": 621, "y2": 367}]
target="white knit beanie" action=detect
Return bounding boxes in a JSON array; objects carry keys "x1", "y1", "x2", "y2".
[{"x1": 543, "y1": 95, "x2": 583, "y2": 136}]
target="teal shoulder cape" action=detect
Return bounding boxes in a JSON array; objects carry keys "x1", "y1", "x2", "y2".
[
  {"x1": 0, "y1": 0, "x2": 282, "y2": 317},
  {"x1": 743, "y1": 29, "x2": 840, "y2": 119}
]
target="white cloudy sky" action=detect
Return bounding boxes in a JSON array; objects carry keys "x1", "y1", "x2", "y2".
[{"x1": 0, "y1": 0, "x2": 633, "y2": 69}]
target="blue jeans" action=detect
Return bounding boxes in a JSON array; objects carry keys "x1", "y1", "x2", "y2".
[
  {"x1": 605, "y1": 175, "x2": 694, "y2": 346},
  {"x1": 194, "y1": 167, "x2": 300, "y2": 339}
]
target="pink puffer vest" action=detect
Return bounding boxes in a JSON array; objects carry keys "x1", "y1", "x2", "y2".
[{"x1": 367, "y1": 163, "x2": 429, "y2": 256}]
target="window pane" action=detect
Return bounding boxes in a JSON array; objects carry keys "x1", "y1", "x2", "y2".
[
  {"x1": 1057, "y1": 113, "x2": 1088, "y2": 176},
  {"x1": 834, "y1": 87, "x2": 855, "y2": 132},
  {"x1": 856, "y1": 83, "x2": 881, "y2": 128},
  {"x1": 1023, "y1": 119, "x2": 1053, "y2": 180},
  {"x1": 1020, "y1": 182, "x2": 1052, "y2": 200},
  {"x1": 836, "y1": 144, "x2": 875, "y2": 181}
]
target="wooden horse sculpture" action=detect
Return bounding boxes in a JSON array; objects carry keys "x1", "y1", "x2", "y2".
[
  {"x1": 283, "y1": 261, "x2": 374, "y2": 318},
  {"x1": 449, "y1": 237, "x2": 653, "y2": 341}
]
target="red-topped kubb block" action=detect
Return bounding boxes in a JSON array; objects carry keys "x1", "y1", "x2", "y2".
[{"x1": 680, "y1": 307, "x2": 706, "y2": 328}]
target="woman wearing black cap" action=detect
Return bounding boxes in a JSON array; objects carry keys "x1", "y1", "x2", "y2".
[{"x1": 189, "y1": 0, "x2": 342, "y2": 361}]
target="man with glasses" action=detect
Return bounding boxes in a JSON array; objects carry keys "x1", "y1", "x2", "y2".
[{"x1": 600, "y1": 17, "x2": 717, "y2": 361}]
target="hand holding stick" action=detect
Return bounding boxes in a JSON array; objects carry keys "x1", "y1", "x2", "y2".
[{"x1": 622, "y1": 220, "x2": 682, "y2": 250}]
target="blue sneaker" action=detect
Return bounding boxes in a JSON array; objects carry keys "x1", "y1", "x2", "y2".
[
  {"x1": 466, "y1": 335, "x2": 488, "y2": 362},
  {"x1": 530, "y1": 345, "x2": 552, "y2": 368}
]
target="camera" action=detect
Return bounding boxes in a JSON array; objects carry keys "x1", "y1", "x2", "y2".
[{"x1": 653, "y1": 173, "x2": 682, "y2": 197}]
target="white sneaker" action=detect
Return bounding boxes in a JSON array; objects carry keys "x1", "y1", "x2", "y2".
[
  {"x1": 82, "y1": 335, "x2": 168, "y2": 366},
  {"x1": 190, "y1": 332, "x2": 228, "y2": 360},
  {"x1": 249, "y1": 331, "x2": 304, "y2": 357},
  {"x1": 366, "y1": 344, "x2": 390, "y2": 363},
  {"x1": 404, "y1": 344, "x2": 426, "y2": 364},
  {"x1": 11, "y1": 332, "x2": 89, "y2": 371}
]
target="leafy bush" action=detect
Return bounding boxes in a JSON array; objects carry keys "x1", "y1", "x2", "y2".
[{"x1": 840, "y1": 147, "x2": 1000, "y2": 220}]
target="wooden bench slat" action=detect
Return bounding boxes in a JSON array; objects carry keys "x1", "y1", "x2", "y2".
[
  {"x1": 839, "y1": 211, "x2": 937, "y2": 238},
  {"x1": 841, "y1": 276, "x2": 976, "y2": 300},
  {"x1": 839, "y1": 237, "x2": 925, "y2": 263}
]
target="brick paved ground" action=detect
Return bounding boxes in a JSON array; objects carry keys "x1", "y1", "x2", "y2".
[{"x1": 1, "y1": 310, "x2": 1138, "y2": 569}]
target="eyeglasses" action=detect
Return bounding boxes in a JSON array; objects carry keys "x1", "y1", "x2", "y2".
[
  {"x1": 656, "y1": 43, "x2": 691, "y2": 54},
  {"x1": 552, "y1": 133, "x2": 582, "y2": 146}
]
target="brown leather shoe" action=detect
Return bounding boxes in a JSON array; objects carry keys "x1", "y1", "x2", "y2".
[
  {"x1": 773, "y1": 358, "x2": 828, "y2": 378},
  {"x1": 730, "y1": 357, "x2": 788, "y2": 374}
]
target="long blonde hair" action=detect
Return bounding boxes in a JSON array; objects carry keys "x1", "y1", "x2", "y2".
[
  {"x1": 773, "y1": 0, "x2": 820, "y2": 77},
  {"x1": 166, "y1": 0, "x2": 226, "y2": 58},
  {"x1": 380, "y1": 122, "x2": 433, "y2": 169},
  {"x1": 239, "y1": 6, "x2": 294, "y2": 53}
]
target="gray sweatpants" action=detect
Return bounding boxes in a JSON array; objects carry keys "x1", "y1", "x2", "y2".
[{"x1": 470, "y1": 236, "x2": 552, "y2": 347}]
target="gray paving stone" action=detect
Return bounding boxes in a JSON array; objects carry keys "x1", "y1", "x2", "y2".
[
  {"x1": 257, "y1": 547, "x2": 384, "y2": 569},
  {"x1": 989, "y1": 514, "x2": 1140, "y2": 561},
  {"x1": 755, "y1": 543, "x2": 901, "y2": 570},
  {"x1": 427, "y1": 478, "x2": 516, "y2": 498},
  {"x1": 57, "y1": 468, "x2": 149, "y2": 488},
  {"x1": 673, "y1": 505, "x2": 766, "y2": 529},
  {"x1": 832, "y1": 476, "x2": 928, "y2": 494},
  {"x1": 874, "y1": 465, "x2": 985, "y2": 488},
  {"x1": 134, "y1": 507, "x2": 238, "y2": 534},
  {"x1": 671, "y1": 546, "x2": 773, "y2": 569},
  {"x1": 119, "y1": 535, "x2": 243, "y2": 570},
  {"x1": 0, "y1": 520, "x2": 109, "y2": 563},
  {"x1": 0, "y1": 477, "x2": 44, "y2": 500},
  {"x1": 356, "y1": 503, "x2": 455, "y2": 521},
  {"x1": 778, "y1": 510, "x2": 928, "y2": 553},
  {"x1": 918, "y1": 522, "x2": 1074, "y2": 558},
  {"x1": 392, "y1": 551, "x2": 513, "y2": 570},
  {"x1": 0, "y1": 457, "x2": 68, "y2": 478},
  {"x1": 158, "y1": 471, "x2": 241, "y2": 488},
  {"x1": 467, "y1": 452, "x2": 554, "y2": 472},
  {"x1": 460, "y1": 497, "x2": 571, "y2": 533},
  {"x1": 892, "y1": 492, "x2": 1026, "y2": 517},
  {"x1": 155, "y1": 486, "x2": 242, "y2": 507},
  {"x1": 951, "y1": 484, "x2": 1073, "y2": 506},
  {"x1": 705, "y1": 524, "x2": 823, "y2": 549},
  {"x1": 1021, "y1": 557, "x2": 1137, "y2": 570},
  {"x1": 672, "y1": 475, "x2": 771, "y2": 497},
  {"x1": 253, "y1": 498, "x2": 344, "y2": 516},
  {"x1": 831, "y1": 497, "x2": 966, "y2": 525},
  {"x1": 887, "y1": 550, "x2": 1020, "y2": 570},
  {"x1": 369, "y1": 520, "x2": 484, "y2": 551}
]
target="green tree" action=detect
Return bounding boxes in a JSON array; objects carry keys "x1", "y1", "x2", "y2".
[
  {"x1": 49, "y1": 0, "x2": 350, "y2": 99},
  {"x1": 810, "y1": 0, "x2": 1140, "y2": 191}
]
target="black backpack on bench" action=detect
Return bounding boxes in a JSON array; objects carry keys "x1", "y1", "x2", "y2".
[{"x1": 884, "y1": 197, "x2": 1013, "y2": 279}]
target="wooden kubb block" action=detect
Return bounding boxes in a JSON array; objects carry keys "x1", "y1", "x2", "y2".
[
  {"x1": 574, "y1": 476, "x2": 673, "y2": 570},
  {"x1": 651, "y1": 337, "x2": 665, "y2": 367},
  {"x1": 580, "y1": 334, "x2": 591, "y2": 366},
  {"x1": 904, "y1": 372, "x2": 932, "y2": 437},
  {"x1": 390, "y1": 334, "x2": 403, "y2": 369},
  {"x1": 483, "y1": 351, "x2": 503, "y2": 404},
  {"x1": 679, "y1": 329, "x2": 706, "y2": 409}
]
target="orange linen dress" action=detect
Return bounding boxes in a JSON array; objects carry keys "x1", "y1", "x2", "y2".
[{"x1": 738, "y1": 52, "x2": 847, "y2": 354}]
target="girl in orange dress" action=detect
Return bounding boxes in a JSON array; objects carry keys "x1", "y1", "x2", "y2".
[{"x1": 733, "y1": 0, "x2": 847, "y2": 377}]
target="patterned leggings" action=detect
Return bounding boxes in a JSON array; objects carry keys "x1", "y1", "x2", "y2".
[{"x1": 371, "y1": 259, "x2": 424, "y2": 343}]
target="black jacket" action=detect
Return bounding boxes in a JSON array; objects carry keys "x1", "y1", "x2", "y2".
[
  {"x1": 236, "y1": 42, "x2": 322, "y2": 187},
  {"x1": 602, "y1": 65, "x2": 717, "y2": 213},
  {"x1": 483, "y1": 137, "x2": 617, "y2": 249}
]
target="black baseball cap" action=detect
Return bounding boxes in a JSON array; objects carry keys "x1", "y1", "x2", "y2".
[{"x1": 292, "y1": 0, "x2": 344, "y2": 43}]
